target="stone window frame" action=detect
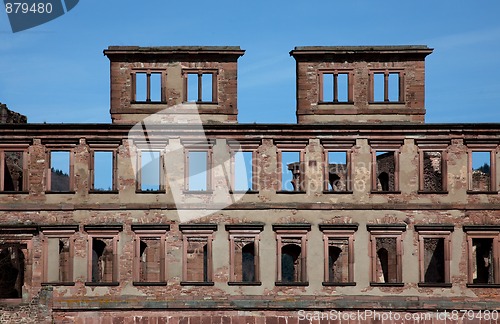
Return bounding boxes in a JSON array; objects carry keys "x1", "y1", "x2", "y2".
[
  {"x1": 45, "y1": 145, "x2": 76, "y2": 193},
  {"x1": 40, "y1": 225, "x2": 79, "y2": 286},
  {"x1": 321, "y1": 140, "x2": 355, "y2": 193},
  {"x1": 465, "y1": 142, "x2": 498, "y2": 194},
  {"x1": 84, "y1": 225, "x2": 122, "y2": 287},
  {"x1": 130, "y1": 68, "x2": 167, "y2": 103},
  {"x1": 0, "y1": 144, "x2": 29, "y2": 193},
  {"x1": 225, "y1": 223, "x2": 264, "y2": 286},
  {"x1": 319, "y1": 224, "x2": 358, "y2": 286},
  {"x1": 179, "y1": 224, "x2": 217, "y2": 286},
  {"x1": 367, "y1": 224, "x2": 406, "y2": 287},
  {"x1": 273, "y1": 224, "x2": 311, "y2": 286},
  {"x1": 276, "y1": 141, "x2": 308, "y2": 193},
  {"x1": 131, "y1": 224, "x2": 170, "y2": 286},
  {"x1": 183, "y1": 140, "x2": 214, "y2": 193},
  {"x1": 88, "y1": 143, "x2": 119, "y2": 193},
  {"x1": 228, "y1": 140, "x2": 260, "y2": 193},
  {"x1": 182, "y1": 68, "x2": 219, "y2": 104},
  {"x1": 134, "y1": 143, "x2": 167, "y2": 194},
  {"x1": 0, "y1": 225, "x2": 38, "y2": 303},
  {"x1": 463, "y1": 225, "x2": 500, "y2": 288},
  {"x1": 317, "y1": 69, "x2": 354, "y2": 104},
  {"x1": 414, "y1": 224, "x2": 454, "y2": 287},
  {"x1": 368, "y1": 69, "x2": 405, "y2": 104},
  {"x1": 369, "y1": 140, "x2": 403, "y2": 193},
  {"x1": 416, "y1": 140, "x2": 449, "y2": 194}
]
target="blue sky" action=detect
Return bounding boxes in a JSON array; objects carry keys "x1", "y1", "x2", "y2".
[{"x1": 1, "y1": 0, "x2": 500, "y2": 124}]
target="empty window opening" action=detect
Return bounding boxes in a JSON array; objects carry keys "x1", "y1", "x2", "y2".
[
  {"x1": 281, "y1": 241, "x2": 303, "y2": 283},
  {"x1": 282, "y1": 151, "x2": 302, "y2": 191},
  {"x1": 327, "y1": 151, "x2": 348, "y2": 191},
  {"x1": 134, "y1": 72, "x2": 162, "y2": 102},
  {"x1": 135, "y1": 73, "x2": 147, "y2": 102},
  {"x1": 233, "y1": 151, "x2": 253, "y2": 191},
  {"x1": 3, "y1": 151, "x2": 24, "y2": 191},
  {"x1": 91, "y1": 238, "x2": 114, "y2": 283},
  {"x1": 46, "y1": 238, "x2": 71, "y2": 283},
  {"x1": 233, "y1": 239, "x2": 256, "y2": 282},
  {"x1": 186, "y1": 73, "x2": 215, "y2": 103},
  {"x1": 373, "y1": 72, "x2": 401, "y2": 102},
  {"x1": 140, "y1": 151, "x2": 162, "y2": 191},
  {"x1": 321, "y1": 73, "x2": 349, "y2": 103},
  {"x1": 50, "y1": 151, "x2": 70, "y2": 192},
  {"x1": 422, "y1": 152, "x2": 443, "y2": 192},
  {"x1": 472, "y1": 238, "x2": 494, "y2": 284},
  {"x1": 93, "y1": 151, "x2": 114, "y2": 191},
  {"x1": 188, "y1": 151, "x2": 209, "y2": 191},
  {"x1": 375, "y1": 238, "x2": 398, "y2": 283},
  {"x1": 471, "y1": 151, "x2": 492, "y2": 191},
  {"x1": 0, "y1": 244, "x2": 24, "y2": 298},
  {"x1": 138, "y1": 238, "x2": 163, "y2": 282},
  {"x1": 327, "y1": 239, "x2": 349, "y2": 283},
  {"x1": 423, "y1": 238, "x2": 445, "y2": 283},
  {"x1": 185, "y1": 237, "x2": 209, "y2": 282},
  {"x1": 375, "y1": 151, "x2": 395, "y2": 192}
]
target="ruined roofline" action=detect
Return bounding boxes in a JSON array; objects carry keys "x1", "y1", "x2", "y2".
[
  {"x1": 104, "y1": 46, "x2": 245, "y2": 57},
  {"x1": 290, "y1": 45, "x2": 433, "y2": 57}
]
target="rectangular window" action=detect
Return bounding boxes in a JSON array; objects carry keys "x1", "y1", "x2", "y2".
[
  {"x1": 320, "y1": 224, "x2": 357, "y2": 286},
  {"x1": 84, "y1": 225, "x2": 122, "y2": 286},
  {"x1": 464, "y1": 226, "x2": 500, "y2": 286},
  {"x1": 371, "y1": 71, "x2": 403, "y2": 103},
  {"x1": 90, "y1": 150, "x2": 116, "y2": 192},
  {"x1": 41, "y1": 226, "x2": 78, "y2": 285},
  {"x1": 186, "y1": 150, "x2": 211, "y2": 191},
  {"x1": 232, "y1": 151, "x2": 254, "y2": 191},
  {"x1": 132, "y1": 225, "x2": 169, "y2": 285},
  {"x1": 132, "y1": 71, "x2": 164, "y2": 102},
  {"x1": 469, "y1": 150, "x2": 495, "y2": 192},
  {"x1": 226, "y1": 224, "x2": 263, "y2": 285},
  {"x1": 0, "y1": 149, "x2": 27, "y2": 192},
  {"x1": 48, "y1": 150, "x2": 73, "y2": 192},
  {"x1": 319, "y1": 72, "x2": 351, "y2": 103},
  {"x1": 415, "y1": 225, "x2": 453, "y2": 287},
  {"x1": 137, "y1": 150, "x2": 164, "y2": 192},
  {"x1": 279, "y1": 150, "x2": 304, "y2": 192},
  {"x1": 367, "y1": 225, "x2": 406, "y2": 286},
  {"x1": 180, "y1": 224, "x2": 217, "y2": 285},
  {"x1": 372, "y1": 150, "x2": 399, "y2": 192},
  {"x1": 184, "y1": 71, "x2": 217, "y2": 103},
  {"x1": 0, "y1": 243, "x2": 26, "y2": 298},
  {"x1": 273, "y1": 224, "x2": 310, "y2": 286},
  {"x1": 419, "y1": 150, "x2": 446, "y2": 192},
  {"x1": 325, "y1": 151, "x2": 350, "y2": 192}
]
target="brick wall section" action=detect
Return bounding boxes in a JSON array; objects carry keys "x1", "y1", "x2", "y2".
[
  {"x1": 290, "y1": 46, "x2": 432, "y2": 124},
  {"x1": 104, "y1": 46, "x2": 244, "y2": 124}
]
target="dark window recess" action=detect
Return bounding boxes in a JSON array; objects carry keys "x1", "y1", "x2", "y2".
[
  {"x1": 3, "y1": 151, "x2": 23, "y2": 191},
  {"x1": 423, "y1": 152, "x2": 443, "y2": 192},
  {"x1": 91, "y1": 238, "x2": 114, "y2": 283},
  {"x1": 472, "y1": 238, "x2": 494, "y2": 284},
  {"x1": 281, "y1": 242, "x2": 303, "y2": 282},
  {"x1": 375, "y1": 151, "x2": 395, "y2": 192},
  {"x1": 375, "y1": 238, "x2": 398, "y2": 283},
  {"x1": 423, "y1": 238, "x2": 445, "y2": 283},
  {"x1": 328, "y1": 239, "x2": 349, "y2": 283},
  {"x1": 233, "y1": 240, "x2": 256, "y2": 282},
  {"x1": 0, "y1": 244, "x2": 25, "y2": 298}
]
